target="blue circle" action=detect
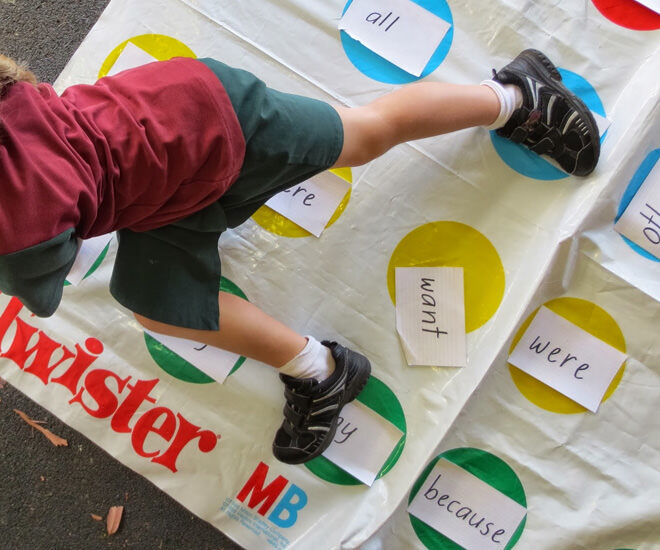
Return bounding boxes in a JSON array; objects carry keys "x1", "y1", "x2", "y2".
[
  {"x1": 490, "y1": 68, "x2": 606, "y2": 181},
  {"x1": 340, "y1": 0, "x2": 453, "y2": 84},
  {"x1": 615, "y1": 149, "x2": 660, "y2": 262}
]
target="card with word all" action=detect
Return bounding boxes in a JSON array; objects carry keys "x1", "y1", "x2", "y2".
[
  {"x1": 265, "y1": 171, "x2": 350, "y2": 237},
  {"x1": 321, "y1": 400, "x2": 403, "y2": 486},
  {"x1": 338, "y1": 0, "x2": 451, "y2": 76},
  {"x1": 395, "y1": 267, "x2": 466, "y2": 367},
  {"x1": 508, "y1": 306, "x2": 627, "y2": 412},
  {"x1": 144, "y1": 329, "x2": 239, "y2": 384},
  {"x1": 66, "y1": 234, "x2": 114, "y2": 286},
  {"x1": 408, "y1": 459, "x2": 527, "y2": 550},
  {"x1": 614, "y1": 159, "x2": 660, "y2": 260}
]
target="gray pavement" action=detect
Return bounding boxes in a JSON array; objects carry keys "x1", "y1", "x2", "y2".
[{"x1": 0, "y1": 2, "x2": 243, "y2": 548}]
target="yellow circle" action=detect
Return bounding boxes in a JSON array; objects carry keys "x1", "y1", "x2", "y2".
[
  {"x1": 99, "y1": 34, "x2": 196, "y2": 78},
  {"x1": 508, "y1": 297, "x2": 627, "y2": 414},
  {"x1": 387, "y1": 222, "x2": 505, "y2": 333},
  {"x1": 251, "y1": 168, "x2": 352, "y2": 238}
]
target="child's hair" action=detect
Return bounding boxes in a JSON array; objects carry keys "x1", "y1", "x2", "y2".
[{"x1": 0, "y1": 54, "x2": 37, "y2": 96}]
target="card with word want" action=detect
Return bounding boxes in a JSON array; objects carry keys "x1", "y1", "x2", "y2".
[
  {"x1": 338, "y1": 0, "x2": 451, "y2": 76},
  {"x1": 395, "y1": 267, "x2": 466, "y2": 367},
  {"x1": 322, "y1": 400, "x2": 403, "y2": 486},
  {"x1": 614, "y1": 159, "x2": 660, "y2": 260},
  {"x1": 408, "y1": 459, "x2": 527, "y2": 550},
  {"x1": 508, "y1": 306, "x2": 627, "y2": 412}
]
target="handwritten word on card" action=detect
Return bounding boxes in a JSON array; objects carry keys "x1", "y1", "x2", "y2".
[
  {"x1": 508, "y1": 306, "x2": 626, "y2": 412},
  {"x1": 144, "y1": 329, "x2": 239, "y2": 384},
  {"x1": 614, "y1": 160, "x2": 660, "y2": 260},
  {"x1": 408, "y1": 459, "x2": 527, "y2": 550},
  {"x1": 107, "y1": 42, "x2": 158, "y2": 76},
  {"x1": 338, "y1": 0, "x2": 451, "y2": 76},
  {"x1": 322, "y1": 400, "x2": 403, "y2": 486},
  {"x1": 395, "y1": 267, "x2": 466, "y2": 367},
  {"x1": 66, "y1": 234, "x2": 113, "y2": 286},
  {"x1": 265, "y1": 171, "x2": 350, "y2": 237}
]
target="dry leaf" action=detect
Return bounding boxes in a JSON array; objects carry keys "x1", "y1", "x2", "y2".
[
  {"x1": 13, "y1": 409, "x2": 68, "y2": 447},
  {"x1": 90, "y1": 514, "x2": 102, "y2": 521},
  {"x1": 40, "y1": 476, "x2": 45, "y2": 482},
  {"x1": 106, "y1": 505, "x2": 124, "y2": 535}
]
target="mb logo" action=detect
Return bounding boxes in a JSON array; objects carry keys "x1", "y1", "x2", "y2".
[{"x1": 236, "y1": 461, "x2": 308, "y2": 528}]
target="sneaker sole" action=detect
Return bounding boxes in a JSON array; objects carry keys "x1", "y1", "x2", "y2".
[{"x1": 501, "y1": 49, "x2": 600, "y2": 176}]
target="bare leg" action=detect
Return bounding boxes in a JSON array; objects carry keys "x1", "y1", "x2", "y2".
[
  {"x1": 333, "y1": 83, "x2": 499, "y2": 167},
  {"x1": 134, "y1": 291, "x2": 307, "y2": 368}
]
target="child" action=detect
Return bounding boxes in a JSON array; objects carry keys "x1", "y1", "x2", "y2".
[{"x1": 0, "y1": 49, "x2": 599, "y2": 464}]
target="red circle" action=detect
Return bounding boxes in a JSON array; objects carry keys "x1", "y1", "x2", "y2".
[
  {"x1": 591, "y1": 0, "x2": 660, "y2": 30},
  {"x1": 85, "y1": 337, "x2": 104, "y2": 355}
]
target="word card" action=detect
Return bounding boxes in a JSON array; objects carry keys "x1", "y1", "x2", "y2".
[
  {"x1": 107, "y1": 41, "x2": 158, "y2": 76},
  {"x1": 265, "y1": 171, "x2": 350, "y2": 237},
  {"x1": 395, "y1": 267, "x2": 466, "y2": 367},
  {"x1": 322, "y1": 400, "x2": 403, "y2": 486},
  {"x1": 66, "y1": 234, "x2": 114, "y2": 286},
  {"x1": 338, "y1": 0, "x2": 451, "y2": 76},
  {"x1": 408, "y1": 459, "x2": 527, "y2": 550},
  {"x1": 508, "y1": 306, "x2": 627, "y2": 412},
  {"x1": 614, "y1": 159, "x2": 660, "y2": 260},
  {"x1": 592, "y1": 111, "x2": 611, "y2": 137},
  {"x1": 144, "y1": 329, "x2": 239, "y2": 384}
]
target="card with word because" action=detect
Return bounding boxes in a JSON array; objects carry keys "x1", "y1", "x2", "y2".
[
  {"x1": 395, "y1": 267, "x2": 466, "y2": 367},
  {"x1": 265, "y1": 171, "x2": 350, "y2": 237},
  {"x1": 322, "y1": 400, "x2": 403, "y2": 486},
  {"x1": 408, "y1": 459, "x2": 527, "y2": 550},
  {"x1": 338, "y1": 0, "x2": 451, "y2": 76},
  {"x1": 508, "y1": 306, "x2": 627, "y2": 412},
  {"x1": 614, "y1": 160, "x2": 660, "y2": 260}
]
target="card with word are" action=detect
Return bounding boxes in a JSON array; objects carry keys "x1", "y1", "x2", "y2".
[
  {"x1": 614, "y1": 160, "x2": 660, "y2": 260},
  {"x1": 407, "y1": 459, "x2": 527, "y2": 550},
  {"x1": 107, "y1": 41, "x2": 158, "y2": 76},
  {"x1": 395, "y1": 267, "x2": 466, "y2": 367},
  {"x1": 265, "y1": 171, "x2": 350, "y2": 237},
  {"x1": 322, "y1": 400, "x2": 403, "y2": 486},
  {"x1": 508, "y1": 306, "x2": 627, "y2": 412},
  {"x1": 338, "y1": 0, "x2": 451, "y2": 77},
  {"x1": 144, "y1": 329, "x2": 239, "y2": 384},
  {"x1": 66, "y1": 234, "x2": 114, "y2": 286}
]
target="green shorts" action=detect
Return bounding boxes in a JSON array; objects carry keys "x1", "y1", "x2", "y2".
[{"x1": 110, "y1": 58, "x2": 344, "y2": 330}]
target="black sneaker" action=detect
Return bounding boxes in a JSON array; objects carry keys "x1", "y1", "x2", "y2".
[
  {"x1": 272, "y1": 341, "x2": 371, "y2": 465},
  {"x1": 493, "y1": 49, "x2": 600, "y2": 177}
]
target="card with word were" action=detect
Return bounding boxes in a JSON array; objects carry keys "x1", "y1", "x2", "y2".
[
  {"x1": 66, "y1": 234, "x2": 114, "y2": 286},
  {"x1": 265, "y1": 171, "x2": 350, "y2": 237},
  {"x1": 395, "y1": 267, "x2": 466, "y2": 367},
  {"x1": 322, "y1": 400, "x2": 403, "y2": 486},
  {"x1": 614, "y1": 159, "x2": 660, "y2": 260},
  {"x1": 144, "y1": 329, "x2": 239, "y2": 384},
  {"x1": 338, "y1": 0, "x2": 451, "y2": 76},
  {"x1": 408, "y1": 459, "x2": 527, "y2": 550},
  {"x1": 508, "y1": 306, "x2": 627, "y2": 412}
]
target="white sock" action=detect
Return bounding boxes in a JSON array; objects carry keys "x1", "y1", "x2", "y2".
[
  {"x1": 278, "y1": 336, "x2": 336, "y2": 381},
  {"x1": 480, "y1": 79, "x2": 523, "y2": 130}
]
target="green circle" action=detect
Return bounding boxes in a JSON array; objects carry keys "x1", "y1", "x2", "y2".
[
  {"x1": 63, "y1": 242, "x2": 111, "y2": 286},
  {"x1": 304, "y1": 375, "x2": 406, "y2": 485},
  {"x1": 144, "y1": 276, "x2": 248, "y2": 383},
  {"x1": 408, "y1": 448, "x2": 527, "y2": 549}
]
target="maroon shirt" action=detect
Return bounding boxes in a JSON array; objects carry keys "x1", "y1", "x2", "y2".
[{"x1": 0, "y1": 57, "x2": 245, "y2": 255}]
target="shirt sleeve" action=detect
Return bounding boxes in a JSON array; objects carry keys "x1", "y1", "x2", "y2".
[{"x1": 0, "y1": 229, "x2": 78, "y2": 317}]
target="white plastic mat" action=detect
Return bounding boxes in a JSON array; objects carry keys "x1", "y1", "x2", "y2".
[{"x1": 1, "y1": 0, "x2": 658, "y2": 548}]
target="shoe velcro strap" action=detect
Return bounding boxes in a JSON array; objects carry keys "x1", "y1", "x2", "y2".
[
  {"x1": 528, "y1": 127, "x2": 563, "y2": 156},
  {"x1": 283, "y1": 404, "x2": 306, "y2": 428},
  {"x1": 284, "y1": 387, "x2": 312, "y2": 409}
]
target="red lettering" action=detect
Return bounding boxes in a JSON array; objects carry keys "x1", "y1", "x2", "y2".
[
  {"x1": 51, "y1": 338, "x2": 104, "y2": 395},
  {"x1": 131, "y1": 406, "x2": 177, "y2": 458},
  {"x1": 111, "y1": 378, "x2": 159, "y2": 433},
  {"x1": 150, "y1": 413, "x2": 217, "y2": 473},
  {"x1": 0, "y1": 296, "x2": 23, "y2": 344},
  {"x1": 69, "y1": 369, "x2": 130, "y2": 418},
  {"x1": 236, "y1": 462, "x2": 288, "y2": 516}
]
